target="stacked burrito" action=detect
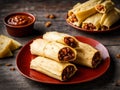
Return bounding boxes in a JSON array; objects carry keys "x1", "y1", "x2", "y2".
[
  {"x1": 67, "y1": 0, "x2": 120, "y2": 31},
  {"x1": 30, "y1": 31, "x2": 102, "y2": 81},
  {"x1": 30, "y1": 32, "x2": 78, "y2": 81}
]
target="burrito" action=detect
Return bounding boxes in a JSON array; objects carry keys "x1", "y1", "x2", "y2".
[
  {"x1": 67, "y1": 0, "x2": 104, "y2": 26},
  {"x1": 100, "y1": 8, "x2": 120, "y2": 30},
  {"x1": 95, "y1": 0, "x2": 115, "y2": 13},
  {"x1": 82, "y1": 13, "x2": 103, "y2": 30},
  {"x1": 43, "y1": 31, "x2": 79, "y2": 48},
  {"x1": 73, "y1": 41, "x2": 102, "y2": 68},
  {"x1": 30, "y1": 38, "x2": 77, "y2": 62},
  {"x1": 30, "y1": 56, "x2": 77, "y2": 81}
]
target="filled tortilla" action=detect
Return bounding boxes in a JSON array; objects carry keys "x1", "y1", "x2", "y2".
[
  {"x1": 82, "y1": 13, "x2": 103, "y2": 30},
  {"x1": 43, "y1": 31, "x2": 79, "y2": 48},
  {"x1": 30, "y1": 56, "x2": 77, "y2": 81},
  {"x1": 95, "y1": 0, "x2": 114, "y2": 13},
  {"x1": 30, "y1": 38, "x2": 77, "y2": 62},
  {"x1": 73, "y1": 41, "x2": 102, "y2": 68},
  {"x1": 67, "y1": 0, "x2": 104, "y2": 26},
  {"x1": 100, "y1": 8, "x2": 120, "y2": 30}
]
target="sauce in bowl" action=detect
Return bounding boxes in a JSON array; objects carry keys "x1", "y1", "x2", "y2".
[
  {"x1": 4, "y1": 12, "x2": 35, "y2": 37},
  {"x1": 7, "y1": 14, "x2": 33, "y2": 26}
]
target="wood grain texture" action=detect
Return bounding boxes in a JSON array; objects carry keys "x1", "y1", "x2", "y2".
[{"x1": 0, "y1": 0, "x2": 120, "y2": 90}]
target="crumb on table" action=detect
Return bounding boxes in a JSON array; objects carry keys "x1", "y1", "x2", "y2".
[
  {"x1": 45, "y1": 14, "x2": 56, "y2": 19},
  {"x1": 5, "y1": 63, "x2": 13, "y2": 66},
  {"x1": 10, "y1": 67, "x2": 16, "y2": 71},
  {"x1": 116, "y1": 54, "x2": 120, "y2": 58},
  {"x1": 115, "y1": 80, "x2": 120, "y2": 86},
  {"x1": 45, "y1": 21, "x2": 52, "y2": 27}
]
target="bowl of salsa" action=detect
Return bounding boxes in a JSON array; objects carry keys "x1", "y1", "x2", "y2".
[{"x1": 4, "y1": 12, "x2": 36, "y2": 37}]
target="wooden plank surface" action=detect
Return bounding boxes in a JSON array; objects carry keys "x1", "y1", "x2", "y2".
[{"x1": 0, "y1": 0, "x2": 120, "y2": 90}]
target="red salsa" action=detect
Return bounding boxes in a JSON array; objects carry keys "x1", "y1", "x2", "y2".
[{"x1": 7, "y1": 14, "x2": 33, "y2": 26}]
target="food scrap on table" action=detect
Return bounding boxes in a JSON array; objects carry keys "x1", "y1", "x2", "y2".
[
  {"x1": 44, "y1": 14, "x2": 56, "y2": 27},
  {"x1": 45, "y1": 21, "x2": 52, "y2": 27},
  {"x1": 0, "y1": 35, "x2": 22, "y2": 58},
  {"x1": 5, "y1": 63, "x2": 13, "y2": 66},
  {"x1": 10, "y1": 67, "x2": 16, "y2": 71},
  {"x1": 45, "y1": 14, "x2": 56, "y2": 19},
  {"x1": 115, "y1": 80, "x2": 120, "y2": 86},
  {"x1": 116, "y1": 54, "x2": 120, "y2": 58}
]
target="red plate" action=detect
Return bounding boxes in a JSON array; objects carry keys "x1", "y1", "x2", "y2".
[
  {"x1": 16, "y1": 36, "x2": 110, "y2": 84},
  {"x1": 66, "y1": 18, "x2": 120, "y2": 33}
]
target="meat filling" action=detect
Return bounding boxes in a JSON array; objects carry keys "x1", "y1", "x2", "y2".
[
  {"x1": 62, "y1": 66, "x2": 75, "y2": 81},
  {"x1": 101, "y1": 26, "x2": 108, "y2": 30},
  {"x1": 82, "y1": 23, "x2": 96, "y2": 30},
  {"x1": 92, "y1": 52, "x2": 101, "y2": 68},
  {"x1": 67, "y1": 12, "x2": 78, "y2": 23},
  {"x1": 64, "y1": 37, "x2": 77, "y2": 48},
  {"x1": 58, "y1": 47, "x2": 75, "y2": 61},
  {"x1": 96, "y1": 5, "x2": 105, "y2": 12}
]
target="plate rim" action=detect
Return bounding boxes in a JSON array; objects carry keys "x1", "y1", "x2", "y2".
[{"x1": 16, "y1": 36, "x2": 110, "y2": 84}]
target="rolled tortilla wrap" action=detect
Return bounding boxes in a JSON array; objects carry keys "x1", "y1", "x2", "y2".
[
  {"x1": 68, "y1": 3, "x2": 81, "y2": 16},
  {"x1": 43, "y1": 31, "x2": 79, "y2": 48},
  {"x1": 30, "y1": 56, "x2": 77, "y2": 81},
  {"x1": 95, "y1": 0, "x2": 115, "y2": 13},
  {"x1": 82, "y1": 13, "x2": 103, "y2": 30},
  {"x1": 100, "y1": 8, "x2": 120, "y2": 30},
  {"x1": 68, "y1": 0, "x2": 104, "y2": 14},
  {"x1": 67, "y1": 0, "x2": 104, "y2": 26},
  {"x1": 30, "y1": 38, "x2": 77, "y2": 62},
  {"x1": 73, "y1": 41, "x2": 102, "y2": 68},
  {"x1": 30, "y1": 38, "x2": 49, "y2": 56}
]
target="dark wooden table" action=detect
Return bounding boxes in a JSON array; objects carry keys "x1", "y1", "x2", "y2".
[{"x1": 0, "y1": 0, "x2": 120, "y2": 90}]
